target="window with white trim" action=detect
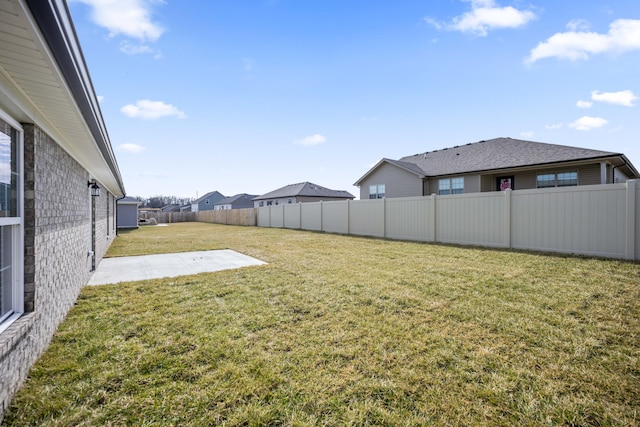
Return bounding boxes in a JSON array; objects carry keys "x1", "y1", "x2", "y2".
[
  {"x1": 0, "y1": 114, "x2": 23, "y2": 333},
  {"x1": 438, "y1": 177, "x2": 464, "y2": 195},
  {"x1": 369, "y1": 184, "x2": 385, "y2": 199},
  {"x1": 537, "y1": 171, "x2": 578, "y2": 188}
]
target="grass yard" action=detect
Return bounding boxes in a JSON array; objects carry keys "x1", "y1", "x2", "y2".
[{"x1": 5, "y1": 222, "x2": 640, "y2": 426}]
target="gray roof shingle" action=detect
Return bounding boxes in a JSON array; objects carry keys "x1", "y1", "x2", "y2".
[
  {"x1": 254, "y1": 182, "x2": 355, "y2": 201},
  {"x1": 399, "y1": 137, "x2": 621, "y2": 177},
  {"x1": 215, "y1": 194, "x2": 257, "y2": 205}
]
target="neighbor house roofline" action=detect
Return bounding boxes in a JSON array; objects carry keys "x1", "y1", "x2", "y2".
[
  {"x1": 355, "y1": 138, "x2": 639, "y2": 186},
  {"x1": 427, "y1": 153, "x2": 639, "y2": 178}
]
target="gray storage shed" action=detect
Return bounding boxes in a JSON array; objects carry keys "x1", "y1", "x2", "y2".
[{"x1": 117, "y1": 197, "x2": 141, "y2": 229}]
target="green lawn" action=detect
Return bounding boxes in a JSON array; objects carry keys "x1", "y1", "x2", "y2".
[{"x1": 5, "y1": 223, "x2": 640, "y2": 426}]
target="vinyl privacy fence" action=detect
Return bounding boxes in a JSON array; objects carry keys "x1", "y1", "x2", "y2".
[{"x1": 257, "y1": 181, "x2": 640, "y2": 261}]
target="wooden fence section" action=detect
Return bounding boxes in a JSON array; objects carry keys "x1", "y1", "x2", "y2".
[
  {"x1": 257, "y1": 181, "x2": 640, "y2": 261},
  {"x1": 142, "y1": 211, "x2": 197, "y2": 223},
  {"x1": 142, "y1": 209, "x2": 257, "y2": 226},
  {"x1": 196, "y1": 209, "x2": 257, "y2": 226}
]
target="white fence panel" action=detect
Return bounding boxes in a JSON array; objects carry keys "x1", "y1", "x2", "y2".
[
  {"x1": 270, "y1": 205, "x2": 285, "y2": 228},
  {"x1": 253, "y1": 181, "x2": 640, "y2": 260},
  {"x1": 511, "y1": 184, "x2": 627, "y2": 258},
  {"x1": 301, "y1": 202, "x2": 322, "y2": 231},
  {"x1": 436, "y1": 192, "x2": 507, "y2": 247},
  {"x1": 322, "y1": 201, "x2": 348, "y2": 234},
  {"x1": 349, "y1": 199, "x2": 385, "y2": 238},
  {"x1": 257, "y1": 207, "x2": 271, "y2": 227},
  {"x1": 283, "y1": 204, "x2": 301, "y2": 229},
  {"x1": 385, "y1": 196, "x2": 433, "y2": 241}
]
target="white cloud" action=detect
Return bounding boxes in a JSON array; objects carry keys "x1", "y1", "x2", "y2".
[
  {"x1": 71, "y1": 0, "x2": 165, "y2": 42},
  {"x1": 121, "y1": 100, "x2": 186, "y2": 120},
  {"x1": 526, "y1": 19, "x2": 640, "y2": 63},
  {"x1": 591, "y1": 90, "x2": 638, "y2": 107},
  {"x1": 566, "y1": 19, "x2": 591, "y2": 32},
  {"x1": 576, "y1": 100, "x2": 593, "y2": 108},
  {"x1": 426, "y1": 0, "x2": 536, "y2": 36},
  {"x1": 97, "y1": 95, "x2": 104, "y2": 103},
  {"x1": 294, "y1": 134, "x2": 327, "y2": 146},
  {"x1": 520, "y1": 131, "x2": 534, "y2": 138},
  {"x1": 118, "y1": 143, "x2": 146, "y2": 153},
  {"x1": 545, "y1": 123, "x2": 563, "y2": 130},
  {"x1": 568, "y1": 116, "x2": 608, "y2": 131},
  {"x1": 120, "y1": 41, "x2": 162, "y2": 58}
]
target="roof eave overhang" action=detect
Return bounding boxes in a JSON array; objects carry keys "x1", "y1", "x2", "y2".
[
  {"x1": 422, "y1": 154, "x2": 639, "y2": 179},
  {"x1": 3, "y1": 0, "x2": 125, "y2": 196}
]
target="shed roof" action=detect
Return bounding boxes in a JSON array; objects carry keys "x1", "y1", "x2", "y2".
[
  {"x1": 117, "y1": 196, "x2": 141, "y2": 205},
  {"x1": 254, "y1": 182, "x2": 355, "y2": 201}
]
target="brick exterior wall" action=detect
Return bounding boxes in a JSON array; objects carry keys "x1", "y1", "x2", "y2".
[{"x1": 0, "y1": 124, "x2": 117, "y2": 420}]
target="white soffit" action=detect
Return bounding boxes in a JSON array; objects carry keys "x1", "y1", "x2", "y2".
[{"x1": 0, "y1": 0, "x2": 123, "y2": 196}]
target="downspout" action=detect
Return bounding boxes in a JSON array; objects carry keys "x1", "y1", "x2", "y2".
[{"x1": 612, "y1": 157, "x2": 629, "y2": 184}]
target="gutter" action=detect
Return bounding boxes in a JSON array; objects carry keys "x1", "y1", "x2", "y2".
[{"x1": 25, "y1": 0, "x2": 125, "y2": 196}]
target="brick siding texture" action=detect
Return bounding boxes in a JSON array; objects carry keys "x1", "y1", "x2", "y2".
[{"x1": 0, "y1": 124, "x2": 117, "y2": 421}]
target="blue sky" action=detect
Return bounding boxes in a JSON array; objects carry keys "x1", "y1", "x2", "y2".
[{"x1": 67, "y1": 0, "x2": 640, "y2": 199}]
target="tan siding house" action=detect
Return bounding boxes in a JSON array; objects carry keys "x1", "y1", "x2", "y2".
[{"x1": 355, "y1": 137, "x2": 639, "y2": 199}]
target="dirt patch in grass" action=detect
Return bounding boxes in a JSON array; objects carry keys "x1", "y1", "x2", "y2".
[{"x1": 5, "y1": 223, "x2": 640, "y2": 426}]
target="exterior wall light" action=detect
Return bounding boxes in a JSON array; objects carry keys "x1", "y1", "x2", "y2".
[{"x1": 88, "y1": 180, "x2": 101, "y2": 197}]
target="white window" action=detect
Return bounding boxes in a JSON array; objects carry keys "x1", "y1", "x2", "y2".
[
  {"x1": 0, "y1": 114, "x2": 23, "y2": 334},
  {"x1": 537, "y1": 171, "x2": 578, "y2": 188},
  {"x1": 369, "y1": 184, "x2": 385, "y2": 199},
  {"x1": 438, "y1": 177, "x2": 464, "y2": 195}
]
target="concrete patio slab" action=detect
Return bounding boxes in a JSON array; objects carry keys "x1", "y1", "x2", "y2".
[{"x1": 88, "y1": 250, "x2": 267, "y2": 285}]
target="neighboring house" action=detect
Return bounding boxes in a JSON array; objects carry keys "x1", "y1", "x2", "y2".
[
  {"x1": 214, "y1": 194, "x2": 257, "y2": 210},
  {"x1": 0, "y1": 0, "x2": 125, "y2": 420},
  {"x1": 253, "y1": 182, "x2": 355, "y2": 207},
  {"x1": 179, "y1": 203, "x2": 192, "y2": 212},
  {"x1": 161, "y1": 204, "x2": 181, "y2": 213},
  {"x1": 117, "y1": 197, "x2": 141, "y2": 229},
  {"x1": 354, "y1": 137, "x2": 640, "y2": 199},
  {"x1": 191, "y1": 191, "x2": 225, "y2": 212}
]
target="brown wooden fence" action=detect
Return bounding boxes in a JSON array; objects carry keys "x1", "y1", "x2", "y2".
[{"x1": 141, "y1": 208, "x2": 257, "y2": 226}]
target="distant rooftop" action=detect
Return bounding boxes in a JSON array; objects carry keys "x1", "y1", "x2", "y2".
[{"x1": 254, "y1": 182, "x2": 355, "y2": 200}]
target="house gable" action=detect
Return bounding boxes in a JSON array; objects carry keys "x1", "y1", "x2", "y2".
[{"x1": 356, "y1": 161, "x2": 424, "y2": 199}]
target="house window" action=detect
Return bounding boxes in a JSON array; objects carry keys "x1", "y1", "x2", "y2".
[
  {"x1": 537, "y1": 171, "x2": 578, "y2": 188},
  {"x1": 266, "y1": 201, "x2": 272, "y2": 206},
  {"x1": 0, "y1": 115, "x2": 23, "y2": 333},
  {"x1": 259, "y1": 201, "x2": 264, "y2": 207},
  {"x1": 288, "y1": 198, "x2": 293, "y2": 204},
  {"x1": 438, "y1": 177, "x2": 464, "y2": 195},
  {"x1": 536, "y1": 173, "x2": 556, "y2": 188},
  {"x1": 369, "y1": 184, "x2": 385, "y2": 199},
  {"x1": 557, "y1": 171, "x2": 578, "y2": 187}
]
